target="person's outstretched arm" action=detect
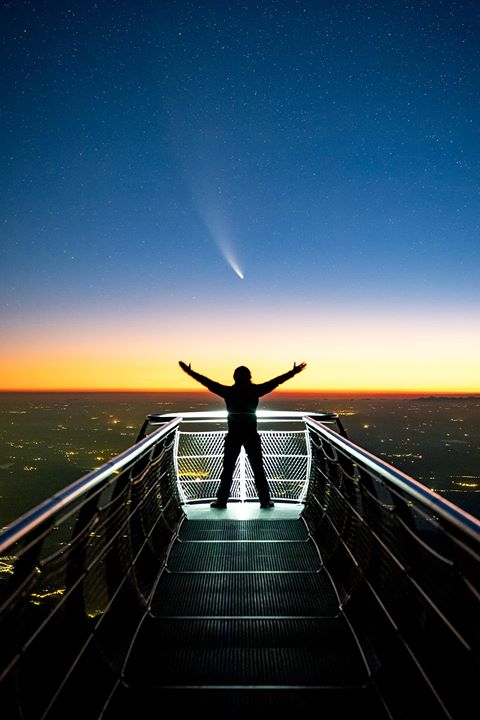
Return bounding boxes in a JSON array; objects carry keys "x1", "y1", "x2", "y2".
[
  {"x1": 257, "y1": 362, "x2": 307, "y2": 396},
  {"x1": 178, "y1": 361, "x2": 227, "y2": 397}
]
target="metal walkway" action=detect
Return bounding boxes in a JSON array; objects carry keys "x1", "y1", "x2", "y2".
[
  {"x1": 1, "y1": 411, "x2": 479, "y2": 719},
  {"x1": 112, "y1": 505, "x2": 387, "y2": 718}
]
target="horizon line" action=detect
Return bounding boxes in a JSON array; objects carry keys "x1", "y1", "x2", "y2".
[{"x1": 1, "y1": 388, "x2": 479, "y2": 396}]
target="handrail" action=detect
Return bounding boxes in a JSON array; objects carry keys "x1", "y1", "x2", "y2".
[
  {"x1": 137, "y1": 410, "x2": 341, "y2": 441},
  {"x1": 304, "y1": 415, "x2": 480, "y2": 718},
  {"x1": 0, "y1": 412, "x2": 182, "y2": 720},
  {"x1": 0, "y1": 416, "x2": 181, "y2": 554},
  {"x1": 305, "y1": 415, "x2": 480, "y2": 543},
  {"x1": 146, "y1": 410, "x2": 338, "y2": 420}
]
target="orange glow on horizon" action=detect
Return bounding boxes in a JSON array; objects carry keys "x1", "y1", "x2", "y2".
[
  {"x1": 1, "y1": 305, "x2": 479, "y2": 394},
  {"x1": 1, "y1": 353, "x2": 478, "y2": 394}
]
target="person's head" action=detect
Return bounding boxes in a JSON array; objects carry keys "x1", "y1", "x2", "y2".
[{"x1": 233, "y1": 366, "x2": 252, "y2": 385}]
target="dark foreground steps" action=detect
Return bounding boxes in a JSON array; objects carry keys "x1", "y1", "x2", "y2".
[
  {"x1": 111, "y1": 685, "x2": 385, "y2": 718},
  {"x1": 117, "y1": 517, "x2": 388, "y2": 719}
]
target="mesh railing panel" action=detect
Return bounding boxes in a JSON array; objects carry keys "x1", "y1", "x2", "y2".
[
  {"x1": 176, "y1": 430, "x2": 309, "y2": 502},
  {"x1": 0, "y1": 424, "x2": 182, "y2": 720},
  {"x1": 303, "y1": 420, "x2": 480, "y2": 719}
]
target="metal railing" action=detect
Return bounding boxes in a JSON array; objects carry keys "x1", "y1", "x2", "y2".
[
  {"x1": 303, "y1": 416, "x2": 480, "y2": 719},
  {"x1": 0, "y1": 417, "x2": 182, "y2": 720},
  {"x1": 0, "y1": 409, "x2": 479, "y2": 719},
  {"x1": 139, "y1": 411, "x2": 342, "y2": 504}
]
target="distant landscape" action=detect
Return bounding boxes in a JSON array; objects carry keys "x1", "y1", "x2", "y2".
[{"x1": 0, "y1": 391, "x2": 479, "y2": 529}]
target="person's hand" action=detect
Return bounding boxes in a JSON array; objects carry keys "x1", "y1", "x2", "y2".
[
  {"x1": 179, "y1": 361, "x2": 191, "y2": 372},
  {"x1": 293, "y1": 361, "x2": 306, "y2": 373}
]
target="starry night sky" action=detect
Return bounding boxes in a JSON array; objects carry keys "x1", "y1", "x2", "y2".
[{"x1": 1, "y1": 0, "x2": 479, "y2": 391}]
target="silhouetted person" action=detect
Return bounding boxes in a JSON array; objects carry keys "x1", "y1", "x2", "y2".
[{"x1": 178, "y1": 360, "x2": 307, "y2": 508}]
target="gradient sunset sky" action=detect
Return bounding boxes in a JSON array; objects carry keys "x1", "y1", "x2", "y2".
[{"x1": 1, "y1": 1, "x2": 479, "y2": 392}]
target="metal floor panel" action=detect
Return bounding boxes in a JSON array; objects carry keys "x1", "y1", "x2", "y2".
[
  {"x1": 132, "y1": 616, "x2": 354, "y2": 649},
  {"x1": 120, "y1": 516, "x2": 389, "y2": 717},
  {"x1": 125, "y1": 646, "x2": 368, "y2": 686},
  {"x1": 178, "y1": 518, "x2": 310, "y2": 542},
  {"x1": 127, "y1": 619, "x2": 369, "y2": 697},
  {"x1": 110, "y1": 685, "x2": 388, "y2": 720},
  {"x1": 151, "y1": 571, "x2": 339, "y2": 616},
  {"x1": 168, "y1": 539, "x2": 320, "y2": 572}
]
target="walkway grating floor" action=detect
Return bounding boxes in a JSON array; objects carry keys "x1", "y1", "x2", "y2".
[{"x1": 121, "y1": 504, "x2": 388, "y2": 718}]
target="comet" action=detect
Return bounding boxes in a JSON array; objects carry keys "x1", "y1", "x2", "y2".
[
  {"x1": 187, "y1": 174, "x2": 245, "y2": 279},
  {"x1": 201, "y1": 204, "x2": 245, "y2": 280},
  {"x1": 222, "y1": 247, "x2": 244, "y2": 279}
]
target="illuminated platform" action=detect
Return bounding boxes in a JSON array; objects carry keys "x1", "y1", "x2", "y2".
[{"x1": 183, "y1": 501, "x2": 304, "y2": 521}]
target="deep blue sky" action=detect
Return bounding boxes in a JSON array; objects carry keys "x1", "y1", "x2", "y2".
[{"x1": 1, "y1": 0, "x2": 479, "y2": 390}]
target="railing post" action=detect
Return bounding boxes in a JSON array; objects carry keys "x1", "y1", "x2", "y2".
[
  {"x1": 300, "y1": 426, "x2": 312, "y2": 503},
  {"x1": 239, "y1": 447, "x2": 246, "y2": 502},
  {"x1": 173, "y1": 429, "x2": 187, "y2": 504}
]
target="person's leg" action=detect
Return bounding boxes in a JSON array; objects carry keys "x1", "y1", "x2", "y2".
[
  {"x1": 214, "y1": 432, "x2": 242, "y2": 505},
  {"x1": 244, "y1": 431, "x2": 273, "y2": 506}
]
